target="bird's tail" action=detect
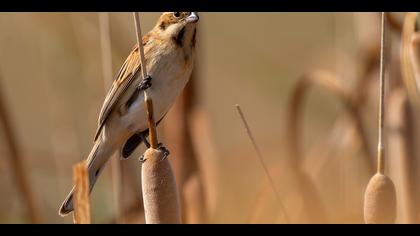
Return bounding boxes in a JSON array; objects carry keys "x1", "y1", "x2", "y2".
[{"x1": 58, "y1": 140, "x2": 111, "y2": 217}]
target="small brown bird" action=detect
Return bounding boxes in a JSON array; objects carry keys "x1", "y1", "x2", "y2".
[{"x1": 59, "y1": 12, "x2": 199, "y2": 216}]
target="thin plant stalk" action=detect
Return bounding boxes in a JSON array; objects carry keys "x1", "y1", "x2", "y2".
[
  {"x1": 287, "y1": 70, "x2": 374, "y2": 173},
  {"x1": 133, "y1": 12, "x2": 158, "y2": 148},
  {"x1": 377, "y1": 12, "x2": 387, "y2": 175},
  {"x1": 98, "y1": 12, "x2": 124, "y2": 224},
  {"x1": 0, "y1": 73, "x2": 42, "y2": 224},
  {"x1": 132, "y1": 12, "x2": 181, "y2": 224},
  {"x1": 164, "y1": 78, "x2": 207, "y2": 223},
  {"x1": 401, "y1": 13, "x2": 420, "y2": 106},
  {"x1": 235, "y1": 104, "x2": 290, "y2": 224},
  {"x1": 363, "y1": 12, "x2": 397, "y2": 224}
]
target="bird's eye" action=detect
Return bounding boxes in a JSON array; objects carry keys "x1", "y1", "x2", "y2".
[{"x1": 173, "y1": 12, "x2": 181, "y2": 18}]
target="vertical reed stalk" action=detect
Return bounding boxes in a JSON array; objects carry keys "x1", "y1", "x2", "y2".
[
  {"x1": 401, "y1": 13, "x2": 420, "y2": 106},
  {"x1": 235, "y1": 104, "x2": 290, "y2": 223},
  {"x1": 132, "y1": 12, "x2": 181, "y2": 224},
  {"x1": 363, "y1": 12, "x2": 397, "y2": 224},
  {"x1": 98, "y1": 12, "x2": 124, "y2": 224},
  {"x1": 0, "y1": 73, "x2": 42, "y2": 224},
  {"x1": 73, "y1": 161, "x2": 91, "y2": 224},
  {"x1": 377, "y1": 13, "x2": 387, "y2": 175},
  {"x1": 133, "y1": 12, "x2": 158, "y2": 149},
  {"x1": 387, "y1": 88, "x2": 417, "y2": 223},
  {"x1": 164, "y1": 72, "x2": 207, "y2": 223}
]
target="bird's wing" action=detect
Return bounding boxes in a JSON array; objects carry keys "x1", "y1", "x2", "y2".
[{"x1": 94, "y1": 35, "x2": 151, "y2": 141}]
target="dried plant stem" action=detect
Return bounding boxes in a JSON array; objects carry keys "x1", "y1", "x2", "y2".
[
  {"x1": 133, "y1": 13, "x2": 179, "y2": 224},
  {"x1": 188, "y1": 107, "x2": 219, "y2": 219},
  {"x1": 387, "y1": 88, "x2": 417, "y2": 223},
  {"x1": 182, "y1": 173, "x2": 206, "y2": 224},
  {"x1": 133, "y1": 12, "x2": 148, "y2": 80},
  {"x1": 0, "y1": 74, "x2": 42, "y2": 224},
  {"x1": 377, "y1": 12, "x2": 386, "y2": 175},
  {"x1": 385, "y1": 12, "x2": 403, "y2": 33},
  {"x1": 133, "y1": 12, "x2": 158, "y2": 149},
  {"x1": 401, "y1": 12, "x2": 420, "y2": 106},
  {"x1": 235, "y1": 104, "x2": 290, "y2": 224},
  {"x1": 73, "y1": 161, "x2": 91, "y2": 224},
  {"x1": 98, "y1": 12, "x2": 124, "y2": 224},
  {"x1": 287, "y1": 70, "x2": 374, "y2": 173},
  {"x1": 164, "y1": 75, "x2": 208, "y2": 223},
  {"x1": 409, "y1": 32, "x2": 420, "y2": 95},
  {"x1": 99, "y1": 13, "x2": 114, "y2": 89},
  {"x1": 286, "y1": 70, "x2": 379, "y2": 223},
  {"x1": 145, "y1": 94, "x2": 158, "y2": 148},
  {"x1": 364, "y1": 12, "x2": 397, "y2": 225}
]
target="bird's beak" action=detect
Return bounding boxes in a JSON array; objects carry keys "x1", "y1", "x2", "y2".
[{"x1": 186, "y1": 12, "x2": 199, "y2": 23}]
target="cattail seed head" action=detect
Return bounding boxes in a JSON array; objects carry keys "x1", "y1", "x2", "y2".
[{"x1": 364, "y1": 173, "x2": 397, "y2": 224}]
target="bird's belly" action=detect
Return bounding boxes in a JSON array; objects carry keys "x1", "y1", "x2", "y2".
[{"x1": 120, "y1": 66, "x2": 191, "y2": 134}]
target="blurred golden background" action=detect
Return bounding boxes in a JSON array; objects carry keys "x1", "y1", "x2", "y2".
[{"x1": 0, "y1": 12, "x2": 419, "y2": 224}]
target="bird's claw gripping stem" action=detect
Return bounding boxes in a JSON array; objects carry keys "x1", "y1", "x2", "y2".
[
  {"x1": 139, "y1": 143, "x2": 170, "y2": 163},
  {"x1": 137, "y1": 75, "x2": 152, "y2": 91},
  {"x1": 157, "y1": 143, "x2": 170, "y2": 160}
]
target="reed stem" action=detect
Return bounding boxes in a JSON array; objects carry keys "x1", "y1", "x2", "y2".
[
  {"x1": 235, "y1": 104, "x2": 290, "y2": 223},
  {"x1": 73, "y1": 161, "x2": 91, "y2": 224},
  {"x1": 377, "y1": 12, "x2": 386, "y2": 175}
]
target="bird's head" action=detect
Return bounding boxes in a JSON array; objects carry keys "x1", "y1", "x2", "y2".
[{"x1": 153, "y1": 12, "x2": 199, "y2": 47}]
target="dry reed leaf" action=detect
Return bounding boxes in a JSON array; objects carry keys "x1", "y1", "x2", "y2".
[
  {"x1": 73, "y1": 161, "x2": 91, "y2": 224},
  {"x1": 387, "y1": 88, "x2": 417, "y2": 223},
  {"x1": 287, "y1": 70, "x2": 374, "y2": 173}
]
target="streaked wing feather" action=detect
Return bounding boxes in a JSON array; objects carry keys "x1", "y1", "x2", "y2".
[{"x1": 94, "y1": 36, "x2": 150, "y2": 141}]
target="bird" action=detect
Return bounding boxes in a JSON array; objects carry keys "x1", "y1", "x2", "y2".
[{"x1": 59, "y1": 12, "x2": 199, "y2": 216}]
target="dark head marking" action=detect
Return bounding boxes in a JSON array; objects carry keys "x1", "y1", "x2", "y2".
[
  {"x1": 159, "y1": 21, "x2": 170, "y2": 30},
  {"x1": 173, "y1": 26, "x2": 185, "y2": 47},
  {"x1": 192, "y1": 28, "x2": 197, "y2": 47}
]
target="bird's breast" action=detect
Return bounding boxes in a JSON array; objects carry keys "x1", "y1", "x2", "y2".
[{"x1": 120, "y1": 47, "x2": 194, "y2": 134}]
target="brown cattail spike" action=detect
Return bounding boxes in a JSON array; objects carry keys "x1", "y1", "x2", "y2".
[
  {"x1": 142, "y1": 148, "x2": 181, "y2": 224},
  {"x1": 364, "y1": 173, "x2": 397, "y2": 224}
]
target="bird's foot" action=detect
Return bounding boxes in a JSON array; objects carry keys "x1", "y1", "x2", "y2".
[
  {"x1": 140, "y1": 134, "x2": 151, "y2": 148},
  {"x1": 137, "y1": 75, "x2": 152, "y2": 91},
  {"x1": 139, "y1": 154, "x2": 146, "y2": 163},
  {"x1": 138, "y1": 143, "x2": 170, "y2": 163},
  {"x1": 157, "y1": 143, "x2": 170, "y2": 160}
]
